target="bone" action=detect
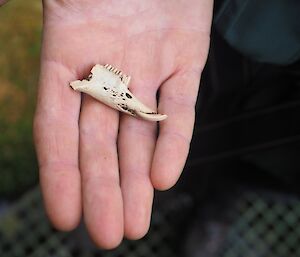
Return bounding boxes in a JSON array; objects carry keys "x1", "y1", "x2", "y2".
[{"x1": 70, "y1": 64, "x2": 167, "y2": 122}]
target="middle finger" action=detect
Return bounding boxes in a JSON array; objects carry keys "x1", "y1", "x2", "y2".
[
  {"x1": 80, "y1": 95, "x2": 123, "y2": 249},
  {"x1": 118, "y1": 81, "x2": 158, "y2": 239}
]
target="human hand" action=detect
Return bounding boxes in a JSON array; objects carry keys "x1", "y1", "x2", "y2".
[{"x1": 34, "y1": 0, "x2": 213, "y2": 249}]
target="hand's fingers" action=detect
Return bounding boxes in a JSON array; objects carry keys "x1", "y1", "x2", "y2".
[
  {"x1": 118, "y1": 84, "x2": 157, "y2": 239},
  {"x1": 34, "y1": 61, "x2": 82, "y2": 230},
  {"x1": 151, "y1": 70, "x2": 201, "y2": 190},
  {"x1": 79, "y1": 95, "x2": 123, "y2": 249}
]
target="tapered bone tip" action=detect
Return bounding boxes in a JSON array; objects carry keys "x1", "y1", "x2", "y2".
[
  {"x1": 137, "y1": 112, "x2": 168, "y2": 122},
  {"x1": 155, "y1": 114, "x2": 168, "y2": 121}
]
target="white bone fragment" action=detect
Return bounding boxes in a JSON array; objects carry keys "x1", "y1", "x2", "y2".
[{"x1": 70, "y1": 64, "x2": 167, "y2": 122}]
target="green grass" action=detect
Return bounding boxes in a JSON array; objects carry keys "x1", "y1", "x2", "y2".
[{"x1": 0, "y1": 0, "x2": 42, "y2": 198}]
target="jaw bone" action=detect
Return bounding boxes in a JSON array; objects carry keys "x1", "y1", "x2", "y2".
[{"x1": 70, "y1": 64, "x2": 167, "y2": 122}]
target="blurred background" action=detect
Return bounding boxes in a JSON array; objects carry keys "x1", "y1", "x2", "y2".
[
  {"x1": 0, "y1": 0, "x2": 40, "y2": 199},
  {"x1": 1, "y1": 0, "x2": 300, "y2": 257}
]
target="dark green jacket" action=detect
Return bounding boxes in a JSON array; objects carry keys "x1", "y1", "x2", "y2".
[{"x1": 215, "y1": 0, "x2": 300, "y2": 65}]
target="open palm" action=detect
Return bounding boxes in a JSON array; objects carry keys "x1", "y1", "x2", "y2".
[{"x1": 34, "y1": 0, "x2": 213, "y2": 249}]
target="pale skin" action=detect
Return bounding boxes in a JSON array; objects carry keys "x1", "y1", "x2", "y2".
[{"x1": 33, "y1": 0, "x2": 213, "y2": 249}]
